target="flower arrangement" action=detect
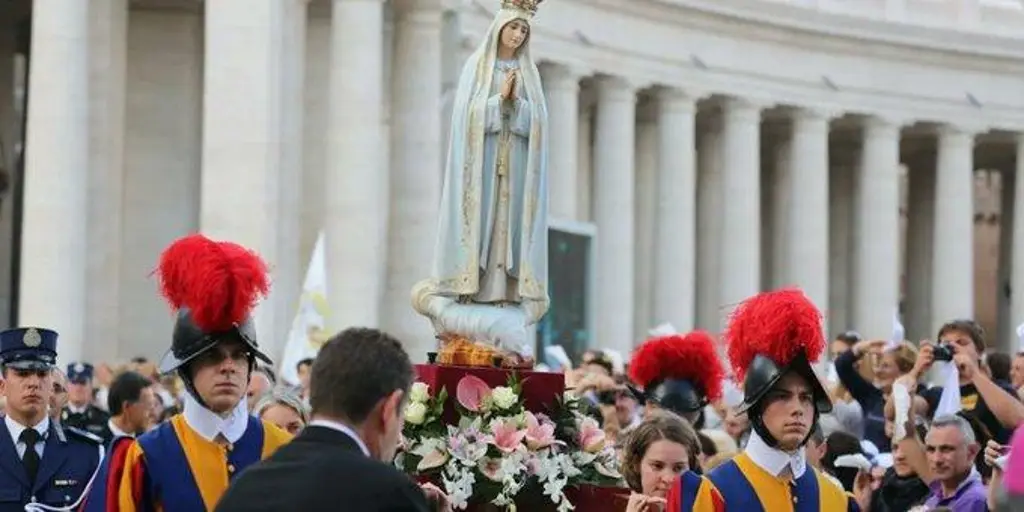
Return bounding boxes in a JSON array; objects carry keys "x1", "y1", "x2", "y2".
[{"x1": 396, "y1": 375, "x2": 623, "y2": 511}]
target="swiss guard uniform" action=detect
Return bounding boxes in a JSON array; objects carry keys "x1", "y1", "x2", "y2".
[
  {"x1": 629, "y1": 330, "x2": 725, "y2": 428},
  {"x1": 0, "y1": 327, "x2": 103, "y2": 512},
  {"x1": 61, "y1": 362, "x2": 111, "y2": 441},
  {"x1": 631, "y1": 331, "x2": 726, "y2": 510},
  {"x1": 82, "y1": 234, "x2": 291, "y2": 512},
  {"x1": 668, "y1": 289, "x2": 859, "y2": 512}
]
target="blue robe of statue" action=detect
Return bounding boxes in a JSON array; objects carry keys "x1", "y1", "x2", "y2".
[
  {"x1": 413, "y1": 7, "x2": 550, "y2": 333},
  {"x1": 476, "y1": 58, "x2": 534, "y2": 304}
]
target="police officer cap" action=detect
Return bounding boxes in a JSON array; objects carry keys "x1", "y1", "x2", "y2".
[
  {"x1": 0, "y1": 327, "x2": 58, "y2": 371},
  {"x1": 67, "y1": 361, "x2": 94, "y2": 383}
]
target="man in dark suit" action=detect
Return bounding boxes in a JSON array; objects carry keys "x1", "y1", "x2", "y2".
[{"x1": 216, "y1": 327, "x2": 448, "y2": 512}]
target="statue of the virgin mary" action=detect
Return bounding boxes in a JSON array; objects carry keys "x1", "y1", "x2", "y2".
[{"x1": 412, "y1": 0, "x2": 549, "y2": 358}]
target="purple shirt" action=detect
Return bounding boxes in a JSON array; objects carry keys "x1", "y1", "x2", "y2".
[{"x1": 923, "y1": 468, "x2": 988, "y2": 511}]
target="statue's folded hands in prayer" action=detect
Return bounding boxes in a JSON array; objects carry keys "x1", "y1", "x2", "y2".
[{"x1": 412, "y1": 0, "x2": 549, "y2": 360}]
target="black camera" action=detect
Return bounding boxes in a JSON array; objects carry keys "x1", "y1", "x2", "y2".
[
  {"x1": 931, "y1": 343, "x2": 955, "y2": 362},
  {"x1": 597, "y1": 389, "x2": 620, "y2": 405}
]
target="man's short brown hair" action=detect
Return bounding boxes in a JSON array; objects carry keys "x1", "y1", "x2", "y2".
[
  {"x1": 309, "y1": 327, "x2": 414, "y2": 424},
  {"x1": 936, "y1": 319, "x2": 986, "y2": 354}
]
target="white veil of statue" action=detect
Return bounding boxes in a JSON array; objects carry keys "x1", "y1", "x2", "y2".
[{"x1": 412, "y1": 0, "x2": 549, "y2": 356}]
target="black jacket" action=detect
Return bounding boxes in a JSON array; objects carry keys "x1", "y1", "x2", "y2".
[
  {"x1": 869, "y1": 468, "x2": 930, "y2": 512},
  {"x1": 215, "y1": 425, "x2": 431, "y2": 512}
]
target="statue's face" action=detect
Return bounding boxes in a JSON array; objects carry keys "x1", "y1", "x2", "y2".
[{"x1": 500, "y1": 19, "x2": 529, "y2": 52}]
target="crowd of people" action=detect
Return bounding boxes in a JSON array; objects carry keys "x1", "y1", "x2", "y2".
[
  {"x1": 557, "y1": 314, "x2": 1024, "y2": 511},
  {"x1": 2, "y1": 232, "x2": 1024, "y2": 512}
]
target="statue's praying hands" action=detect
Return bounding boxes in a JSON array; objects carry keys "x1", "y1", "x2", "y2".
[{"x1": 501, "y1": 69, "x2": 517, "y2": 101}]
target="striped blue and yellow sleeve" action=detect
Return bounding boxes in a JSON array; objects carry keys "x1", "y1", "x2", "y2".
[{"x1": 666, "y1": 470, "x2": 725, "y2": 512}]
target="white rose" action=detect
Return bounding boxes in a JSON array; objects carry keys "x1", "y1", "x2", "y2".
[
  {"x1": 409, "y1": 382, "x2": 431, "y2": 404},
  {"x1": 404, "y1": 402, "x2": 428, "y2": 425},
  {"x1": 491, "y1": 386, "x2": 519, "y2": 410}
]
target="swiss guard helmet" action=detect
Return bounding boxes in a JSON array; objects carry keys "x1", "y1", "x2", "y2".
[
  {"x1": 724, "y1": 288, "x2": 831, "y2": 448},
  {"x1": 629, "y1": 330, "x2": 725, "y2": 428},
  {"x1": 154, "y1": 234, "x2": 273, "y2": 403}
]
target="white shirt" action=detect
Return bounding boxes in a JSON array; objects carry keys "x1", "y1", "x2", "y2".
[
  {"x1": 66, "y1": 403, "x2": 88, "y2": 415},
  {"x1": 744, "y1": 429, "x2": 807, "y2": 479},
  {"x1": 308, "y1": 419, "x2": 371, "y2": 457},
  {"x1": 182, "y1": 393, "x2": 249, "y2": 444},
  {"x1": 6, "y1": 415, "x2": 48, "y2": 459},
  {"x1": 108, "y1": 418, "x2": 132, "y2": 439}
]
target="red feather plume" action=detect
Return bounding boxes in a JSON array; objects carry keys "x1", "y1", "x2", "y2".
[
  {"x1": 724, "y1": 288, "x2": 825, "y2": 382},
  {"x1": 629, "y1": 331, "x2": 725, "y2": 403},
  {"x1": 155, "y1": 234, "x2": 270, "y2": 332}
]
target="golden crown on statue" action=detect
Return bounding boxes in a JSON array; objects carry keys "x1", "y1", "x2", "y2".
[{"x1": 501, "y1": 0, "x2": 544, "y2": 17}]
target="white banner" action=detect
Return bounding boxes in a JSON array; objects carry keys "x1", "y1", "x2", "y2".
[{"x1": 278, "y1": 231, "x2": 331, "y2": 386}]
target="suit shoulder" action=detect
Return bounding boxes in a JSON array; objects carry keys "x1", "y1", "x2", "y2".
[{"x1": 64, "y1": 425, "x2": 104, "y2": 446}]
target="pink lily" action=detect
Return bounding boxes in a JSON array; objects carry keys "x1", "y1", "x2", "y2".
[
  {"x1": 489, "y1": 418, "x2": 527, "y2": 453},
  {"x1": 524, "y1": 411, "x2": 556, "y2": 450}
]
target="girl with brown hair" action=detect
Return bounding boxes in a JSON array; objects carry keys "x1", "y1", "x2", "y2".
[{"x1": 620, "y1": 410, "x2": 721, "y2": 511}]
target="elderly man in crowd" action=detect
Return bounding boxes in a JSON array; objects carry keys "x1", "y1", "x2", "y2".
[
  {"x1": 922, "y1": 414, "x2": 987, "y2": 510},
  {"x1": 49, "y1": 367, "x2": 68, "y2": 425},
  {"x1": 246, "y1": 365, "x2": 276, "y2": 412}
]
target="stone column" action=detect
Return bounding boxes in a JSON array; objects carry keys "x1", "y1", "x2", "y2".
[
  {"x1": 930, "y1": 125, "x2": 976, "y2": 326},
  {"x1": 593, "y1": 75, "x2": 636, "y2": 354},
  {"x1": 695, "y1": 119, "x2": 722, "y2": 332},
  {"x1": 577, "y1": 100, "x2": 593, "y2": 221},
  {"x1": 384, "y1": 2, "x2": 443, "y2": 359},
  {"x1": 718, "y1": 97, "x2": 763, "y2": 324},
  {"x1": 634, "y1": 116, "x2": 656, "y2": 335},
  {"x1": 786, "y1": 108, "x2": 831, "y2": 309},
  {"x1": 85, "y1": 0, "x2": 127, "y2": 363},
  {"x1": 904, "y1": 154, "x2": 936, "y2": 341},
  {"x1": 767, "y1": 135, "x2": 789, "y2": 290},
  {"x1": 326, "y1": 0, "x2": 386, "y2": 332},
  {"x1": 998, "y1": 169, "x2": 1014, "y2": 351},
  {"x1": 270, "y1": 0, "x2": 308, "y2": 359},
  {"x1": 852, "y1": 116, "x2": 902, "y2": 339},
  {"x1": 541, "y1": 62, "x2": 581, "y2": 221},
  {"x1": 828, "y1": 147, "x2": 856, "y2": 337},
  {"x1": 652, "y1": 88, "x2": 697, "y2": 332},
  {"x1": 0, "y1": 1, "x2": 19, "y2": 328},
  {"x1": 1012, "y1": 135, "x2": 1024, "y2": 337},
  {"x1": 19, "y1": 1, "x2": 89, "y2": 362},
  {"x1": 200, "y1": 0, "x2": 289, "y2": 343}
]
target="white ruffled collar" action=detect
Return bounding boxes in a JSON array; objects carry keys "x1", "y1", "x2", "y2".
[
  {"x1": 745, "y1": 429, "x2": 807, "y2": 479},
  {"x1": 182, "y1": 393, "x2": 249, "y2": 444}
]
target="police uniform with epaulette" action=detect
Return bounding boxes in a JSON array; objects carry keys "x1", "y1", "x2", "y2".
[
  {"x1": 81, "y1": 234, "x2": 291, "y2": 512},
  {"x1": 0, "y1": 327, "x2": 104, "y2": 512},
  {"x1": 61, "y1": 362, "x2": 111, "y2": 442}
]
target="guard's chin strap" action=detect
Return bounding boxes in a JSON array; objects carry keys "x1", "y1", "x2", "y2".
[{"x1": 24, "y1": 443, "x2": 105, "y2": 512}]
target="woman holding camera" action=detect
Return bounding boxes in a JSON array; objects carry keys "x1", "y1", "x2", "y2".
[{"x1": 834, "y1": 337, "x2": 919, "y2": 452}]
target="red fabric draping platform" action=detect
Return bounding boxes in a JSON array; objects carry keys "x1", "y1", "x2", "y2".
[{"x1": 414, "y1": 364, "x2": 565, "y2": 421}]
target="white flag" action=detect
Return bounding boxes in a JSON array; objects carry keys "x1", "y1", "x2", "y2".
[
  {"x1": 1016, "y1": 322, "x2": 1024, "y2": 353},
  {"x1": 934, "y1": 361, "x2": 962, "y2": 417},
  {"x1": 278, "y1": 232, "x2": 331, "y2": 386},
  {"x1": 885, "y1": 309, "x2": 905, "y2": 352},
  {"x1": 648, "y1": 323, "x2": 678, "y2": 337}
]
